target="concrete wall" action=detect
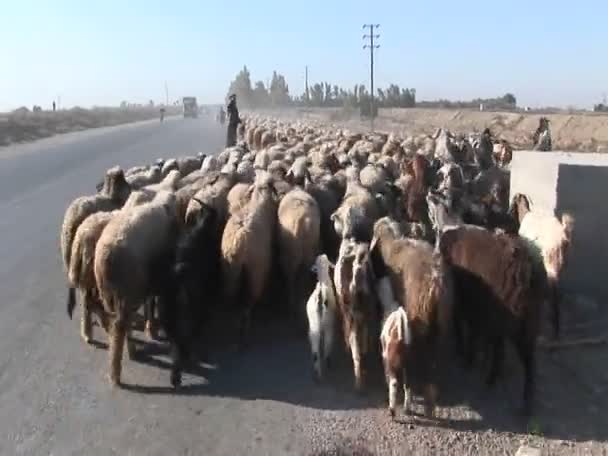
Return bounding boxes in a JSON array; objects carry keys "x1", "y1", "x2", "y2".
[{"x1": 510, "y1": 151, "x2": 608, "y2": 299}]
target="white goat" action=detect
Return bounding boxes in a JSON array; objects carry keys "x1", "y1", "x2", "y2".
[{"x1": 306, "y1": 254, "x2": 337, "y2": 381}]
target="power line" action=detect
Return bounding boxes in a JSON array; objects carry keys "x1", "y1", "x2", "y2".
[{"x1": 363, "y1": 24, "x2": 380, "y2": 131}]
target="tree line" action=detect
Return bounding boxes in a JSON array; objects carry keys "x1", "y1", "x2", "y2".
[{"x1": 226, "y1": 65, "x2": 517, "y2": 112}]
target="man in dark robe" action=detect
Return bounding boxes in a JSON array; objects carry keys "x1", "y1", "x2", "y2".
[
  {"x1": 226, "y1": 94, "x2": 241, "y2": 147},
  {"x1": 476, "y1": 127, "x2": 494, "y2": 170}
]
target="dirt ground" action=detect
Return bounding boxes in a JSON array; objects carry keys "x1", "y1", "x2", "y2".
[
  {"x1": 255, "y1": 107, "x2": 608, "y2": 153},
  {"x1": 0, "y1": 106, "x2": 180, "y2": 146},
  {"x1": 130, "y1": 284, "x2": 608, "y2": 456}
]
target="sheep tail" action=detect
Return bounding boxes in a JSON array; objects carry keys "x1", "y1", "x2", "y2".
[
  {"x1": 396, "y1": 307, "x2": 411, "y2": 345},
  {"x1": 560, "y1": 212, "x2": 575, "y2": 244},
  {"x1": 67, "y1": 287, "x2": 77, "y2": 319}
]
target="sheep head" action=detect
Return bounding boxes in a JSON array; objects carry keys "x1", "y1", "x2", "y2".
[
  {"x1": 104, "y1": 166, "x2": 131, "y2": 204},
  {"x1": 508, "y1": 193, "x2": 531, "y2": 224}
]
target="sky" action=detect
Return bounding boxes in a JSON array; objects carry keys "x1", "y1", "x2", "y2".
[{"x1": 1, "y1": 0, "x2": 607, "y2": 111}]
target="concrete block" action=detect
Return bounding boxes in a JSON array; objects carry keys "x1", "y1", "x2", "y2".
[{"x1": 510, "y1": 151, "x2": 608, "y2": 300}]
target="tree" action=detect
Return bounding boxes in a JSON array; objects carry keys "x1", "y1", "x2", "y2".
[
  {"x1": 227, "y1": 66, "x2": 253, "y2": 107},
  {"x1": 269, "y1": 71, "x2": 290, "y2": 107},
  {"x1": 503, "y1": 93, "x2": 517, "y2": 107},
  {"x1": 253, "y1": 81, "x2": 269, "y2": 107}
]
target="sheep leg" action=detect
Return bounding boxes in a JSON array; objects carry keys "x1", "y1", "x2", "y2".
[
  {"x1": 485, "y1": 336, "x2": 504, "y2": 387},
  {"x1": 423, "y1": 383, "x2": 438, "y2": 419},
  {"x1": 109, "y1": 317, "x2": 127, "y2": 387},
  {"x1": 403, "y1": 368, "x2": 412, "y2": 416},
  {"x1": 126, "y1": 326, "x2": 138, "y2": 361},
  {"x1": 388, "y1": 374, "x2": 399, "y2": 418},
  {"x1": 550, "y1": 278, "x2": 561, "y2": 340},
  {"x1": 80, "y1": 290, "x2": 93, "y2": 344},
  {"x1": 309, "y1": 331, "x2": 322, "y2": 381},
  {"x1": 169, "y1": 342, "x2": 188, "y2": 389},
  {"x1": 144, "y1": 297, "x2": 157, "y2": 341},
  {"x1": 349, "y1": 329, "x2": 364, "y2": 392},
  {"x1": 515, "y1": 337, "x2": 536, "y2": 416},
  {"x1": 322, "y1": 306, "x2": 336, "y2": 371}
]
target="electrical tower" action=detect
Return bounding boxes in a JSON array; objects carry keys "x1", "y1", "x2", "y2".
[
  {"x1": 363, "y1": 24, "x2": 380, "y2": 131},
  {"x1": 305, "y1": 65, "x2": 309, "y2": 104}
]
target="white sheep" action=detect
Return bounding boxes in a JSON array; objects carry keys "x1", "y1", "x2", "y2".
[{"x1": 306, "y1": 254, "x2": 338, "y2": 381}]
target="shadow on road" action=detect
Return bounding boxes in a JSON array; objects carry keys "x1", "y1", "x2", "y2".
[{"x1": 87, "y1": 296, "x2": 608, "y2": 445}]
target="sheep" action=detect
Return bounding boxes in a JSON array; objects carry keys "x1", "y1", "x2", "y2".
[
  {"x1": 333, "y1": 238, "x2": 378, "y2": 391},
  {"x1": 493, "y1": 139, "x2": 513, "y2": 167},
  {"x1": 306, "y1": 254, "x2": 338, "y2": 381},
  {"x1": 126, "y1": 164, "x2": 162, "y2": 189},
  {"x1": 160, "y1": 155, "x2": 204, "y2": 178},
  {"x1": 227, "y1": 182, "x2": 252, "y2": 216},
  {"x1": 437, "y1": 225, "x2": 549, "y2": 415},
  {"x1": 401, "y1": 154, "x2": 434, "y2": 225},
  {"x1": 305, "y1": 177, "x2": 342, "y2": 261},
  {"x1": 277, "y1": 188, "x2": 321, "y2": 319},
  {"x1": 331, "y1": 182, "x2": 380, "y2": 242},
  {"x1": 94, "y1": 191, "x2": 179, "y2": 386},
  {"x1": 359, "y1": 164, "x2": 389, "y2": 195},
  {"x1": 433, "y1": 128, "x2": 459, "y2": 163},
  {"x1": 60, "y1": 166, "x2": 131, "y2": 274},
  {"x1": 185, "y1": 172, "x2": 236, "y2": 230},
  {"x1": 220, "y1": 172, "x2": 278, "y2": 348},
  {"x1": 122, "y1": 169, "x2": 182, "y2": 209},
  {"x1": 158, "y1": 202, "x2": 221, "y2": 387},
  {"x1": 201, "y1": 155, "x2": 220, "y2": 173},
  {"x1": 370, "y1": 217, "x2": 454, "y2": 419},
  {"x1": 510, "y1": 193, "x2": 575, "y2": 339},
  {"x1": 67, "y1": 211, "x2": 115, "y2": 344},
  {"x1": 161, "y1": 158, "x2": 179, "y2": 177},
  {"x1": 285, "y1": 156, "x2": 310, "y2": 187}
]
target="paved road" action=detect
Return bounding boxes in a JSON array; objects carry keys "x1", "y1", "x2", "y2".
[
  {"x1": 2, "y1": 116, "x2": 606, "y2": 456},
  {"x1": 0, "y1": 117, "x2": 384, "y2": 456}
]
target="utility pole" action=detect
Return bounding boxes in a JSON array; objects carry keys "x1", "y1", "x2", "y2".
[
  {"x1": 363, "y1": 24, "x2": 380, "y2": 131},
  {"x1": 305, "y1": 65, "x2": 309, "y2": 105},
  {"x1": 164, "y1": 81, "x2": 169, "y2": 106}
]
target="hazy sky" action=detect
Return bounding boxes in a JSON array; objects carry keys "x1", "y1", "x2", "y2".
[{"x1": 2, "y1": 0, "x2": 606, "y2": 111}]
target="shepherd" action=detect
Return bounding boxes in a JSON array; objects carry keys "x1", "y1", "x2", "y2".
[{"x1": 226, "y1": 93, "x2": 241, "y2": 147}]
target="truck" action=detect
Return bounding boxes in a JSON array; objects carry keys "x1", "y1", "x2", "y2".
[{"x1": 182, "y1": 96, "x2": 198, "y2": 118}]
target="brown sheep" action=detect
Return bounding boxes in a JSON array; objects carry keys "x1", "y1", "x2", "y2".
[
  {"x1": 510, "y1": 193, "x2": 575, "y2": 339},
  {"x1": 67, "y1": 211, "x2": 115, "y2": 344},
  {"x1": 333, "y1": 238, "x2": 378, "y2": 391},
  {"x1": 220, "y1": 172, "x2": 278, "y2": 348},
  {"x1": 60, "y1": 166, "x2": 131, "y2": 274},
  {"x1": 371, "y1": 218, "x2": 453, "y2": 419},
  {"x1": 94, "y1": 191, "x2": 179, "y2": 386},
  {"x1": 277, "y1": 188, "x2": 321, "y2": 319},
  {"x1": 437, "y1": 225, "x2": 548, "y2": 415}
]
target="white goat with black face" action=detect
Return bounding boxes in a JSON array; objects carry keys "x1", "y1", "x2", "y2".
[{"x1": 306, "y1": 254, "x2": 337, "y2": 381}]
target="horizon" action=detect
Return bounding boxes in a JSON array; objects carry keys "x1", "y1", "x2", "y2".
[{"x1": 2, "y1": 0, "x2": 606, "y2": 111}]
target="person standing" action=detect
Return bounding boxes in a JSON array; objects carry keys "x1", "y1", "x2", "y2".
[
  {"x1": 533, "y1": 117, "x2": 552, "y2": 151},
  {"x1": 226, "y1": 94, "x2": 241, "y2": 147},
  {"x1": 476, "y1": 128, "x2": 494, "y2": 170},
  {"x1": 52, "y1": 101, "x2": 56, "y2": 112}
]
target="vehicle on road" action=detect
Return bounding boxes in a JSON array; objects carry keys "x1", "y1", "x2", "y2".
[{"x1": 182, "y1": 96, "x2": 198, "y2": 118}]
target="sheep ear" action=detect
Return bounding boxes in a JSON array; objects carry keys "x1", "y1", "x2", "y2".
[{"x1": 305, "y1": 169, "x2": 312, "y2": 183}]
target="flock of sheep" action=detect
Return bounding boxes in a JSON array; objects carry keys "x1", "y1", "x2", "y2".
[{"x1": 60, "y1": 115, "x2": 574, "y2": 422}]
